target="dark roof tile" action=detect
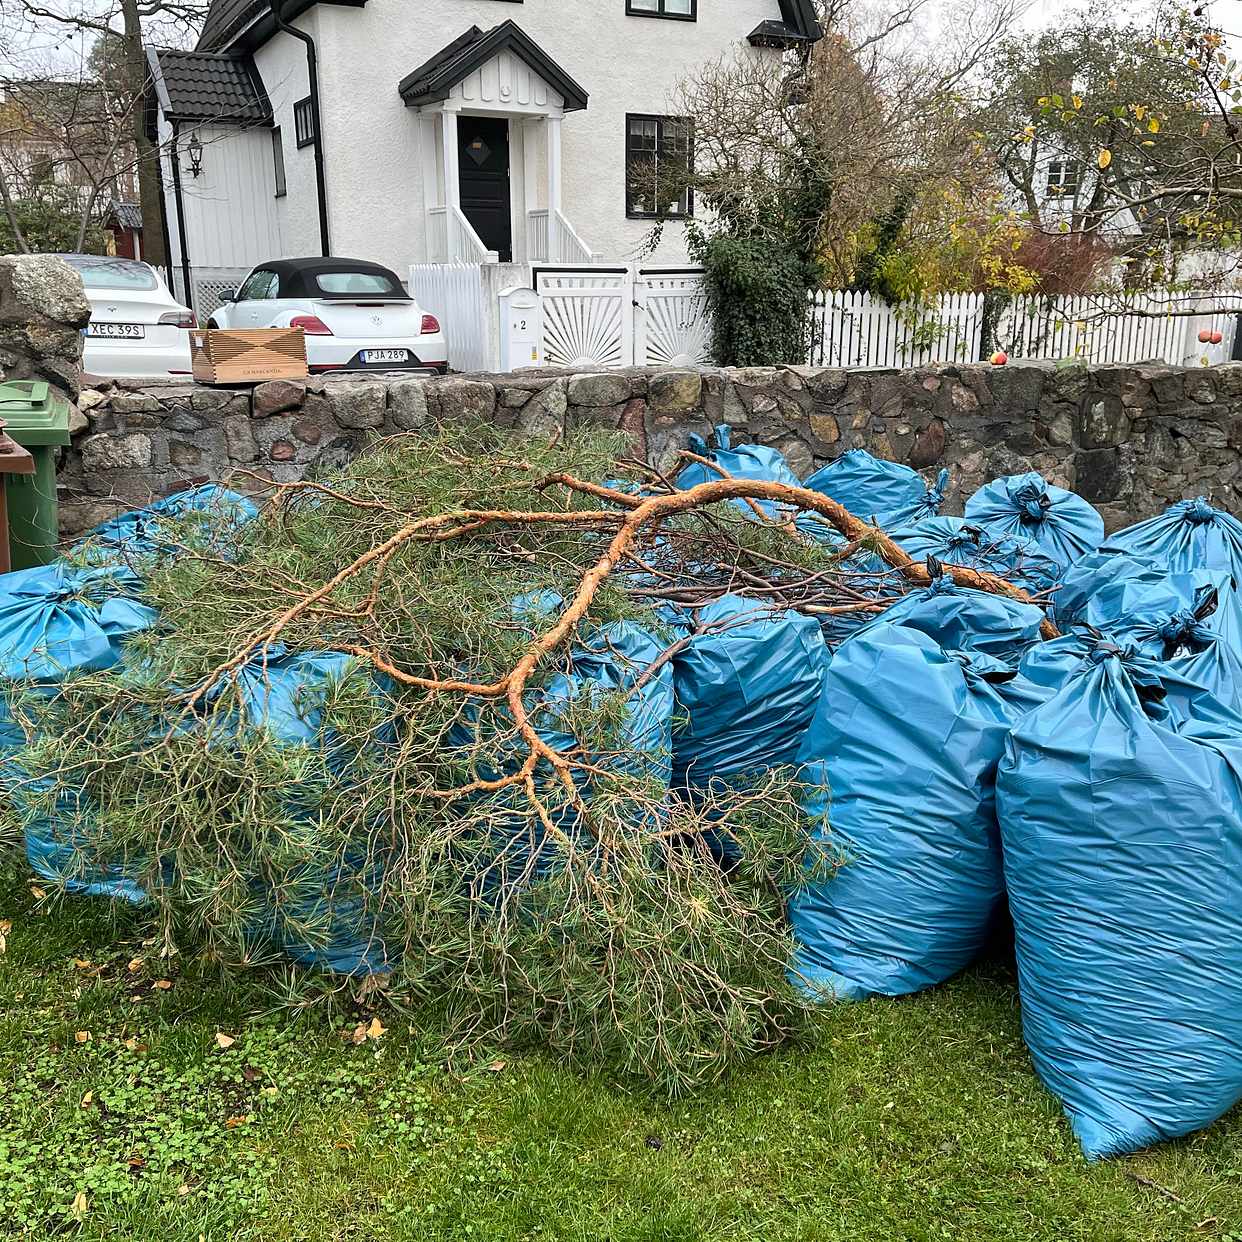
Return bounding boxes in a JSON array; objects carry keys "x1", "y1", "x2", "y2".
[{"x1": 153, "y1": 49, "x2": 273, "y2": 124}]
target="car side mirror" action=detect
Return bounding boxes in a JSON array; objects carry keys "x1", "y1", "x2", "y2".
[{"x1": 218, "y1": 287, "x2": 237, "y2": 303}]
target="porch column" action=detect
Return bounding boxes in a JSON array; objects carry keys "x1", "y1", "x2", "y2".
[
  {"x1": 441, "y1": 109, "x2": 461, "y2": 213},
  {"x1": 546, "y1": 114, "x2": 562, "y2": 215}
]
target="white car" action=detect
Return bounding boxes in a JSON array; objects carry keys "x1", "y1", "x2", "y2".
[
  {"x1": 58, "y1": 254, "x2": 195, "y2": 378},
  {"x1": 207, "y1": 257, "x2": 448, "y2": 375}
]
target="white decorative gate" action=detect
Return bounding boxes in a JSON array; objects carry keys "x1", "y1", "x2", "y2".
[
  {"x1": 635, "y1": 267, "x2": 712, "y2": 367},
  {"x1": 532, "y1": 265, "x2": 712, "y2": 369}
]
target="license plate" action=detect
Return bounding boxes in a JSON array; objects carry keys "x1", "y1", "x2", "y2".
[
  {"x1": 361, "y1": 348, "x2": 409, "y2": 364},
  {"x1": 88, "y1": 322, "x2": 145, "y2": 339}
]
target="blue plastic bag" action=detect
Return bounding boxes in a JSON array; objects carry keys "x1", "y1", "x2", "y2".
[
  {"x1": 849, "y1": 576, "x2": 1045, "y2": 666},
  {"x1": 998, "y1": 647, "x2": 1242, "y2": 1159},
  {"x1": 675, "y1": 424, "x2": 801, "y2": 523},
  {"x1": 0, "y1": 563, "x2": 159, "y2": 897},
  {"x1": 889, "y1": 516, "x2": 1062, "y2": 594},
  {"x1": 672, "y1": 594, "x2": 829, "y2": 792},
  {"x1": 1101, "y1": 497, "x2": 1242, "y2": 577},
  {"x1": 788, "y1": 625, "x2": 1047, "y2": 1001},
  {"x1": 803, "y1": 449, "x2": 948, "y2": 527},
  {"x1": 80, "y1": 484, "x2": 258, "y2": 565},
  {"x1": 964, "y1": 472, "x2": 1103, "y2": 574},
  {"x1": 1053, "y1": 550, "x2": 1172, "y2": 627},
  {"x1": 203, "y1": 647, "x2": 396, "y2": 975}
]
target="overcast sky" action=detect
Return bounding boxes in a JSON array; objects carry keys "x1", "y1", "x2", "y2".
[{"x1": 3, "y1": 0, "x2": 1239, "y2": 72}]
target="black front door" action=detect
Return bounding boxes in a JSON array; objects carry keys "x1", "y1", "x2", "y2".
[{"x1": 458, "y1": 117, "x2": 512, "y2": 262}]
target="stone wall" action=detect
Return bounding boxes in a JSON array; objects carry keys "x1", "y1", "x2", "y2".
[
  {"x1": 58, "y1": 360, "x2": 1242, "y2": 537},
  {"x1": 0, "y1": 254, "x2": 89, "y2": 405}
]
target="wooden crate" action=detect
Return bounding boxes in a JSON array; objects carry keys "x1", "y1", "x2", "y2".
[{"x1": 190, "y1": 328, "x2": 309, "y2": 384}]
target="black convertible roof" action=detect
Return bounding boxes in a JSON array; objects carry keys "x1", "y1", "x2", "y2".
[{"x1": 249, "y1": 256, "x2": 411, "y2": 299}]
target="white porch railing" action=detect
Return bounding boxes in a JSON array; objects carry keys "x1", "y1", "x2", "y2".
[
  {"x1": 427, "y1": 205, "x2": 499, "y2": 265},
  {"x1": 526, "y1": 208, "x2": 594, "y2": 264}
]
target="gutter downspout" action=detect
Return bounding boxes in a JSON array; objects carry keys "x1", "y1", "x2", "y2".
[
  {"x1": 169, "y1": 121, "x2": 194, "y2": 314},
  {"x1": 270, "y1": 0, "x2": 330, "y2": 256}
]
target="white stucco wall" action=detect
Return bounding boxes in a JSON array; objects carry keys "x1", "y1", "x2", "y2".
[
  {"x1": 253, "y1": 13, "x2": 325, "y2": 259},
  {"x1": 308, "y1": 0, "x2": 787, "y2": 270}
]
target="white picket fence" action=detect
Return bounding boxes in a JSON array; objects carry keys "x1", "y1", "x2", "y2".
[{"x1": 808, "y1": 288, "x2": 1242, "y2": 369}]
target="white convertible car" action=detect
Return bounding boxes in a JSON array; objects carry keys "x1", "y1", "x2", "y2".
[
  {"x1": 207, "y1": 257, "x2": 448, "y2": 374},
  {"x1": 59, "y1": 254, "x2": 195, "y2": 378}
]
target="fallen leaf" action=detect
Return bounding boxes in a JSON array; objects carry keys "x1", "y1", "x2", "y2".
[
  {"x1": 224, "y1": 1114, "x2": 248, "y2": 1129},
  {"x1": 349, "y1": 1023, "x2": 368, "y2": 1045},
  {"x1": 366, "y1": 1017, "x2": 386, "y2": 1041},
  {"x1": 214, "y1": 1032, "x2": 236, "y2": 1050},
  {"x1": 80, "y1": 1091, "x2": 93, "y2": 1107},
  {"x1": 486, "y1": 1059, "x2": 506, "y2": 1073},
  {"x1": 126, "y1": 1155, "x2": 144, "y2": 1170},
  {"x1": 261, "y1": 1086, "x2": 279, "y2": 1098},
  {"x1": 29, "y1": 885, "x2": 46, "y2": 899},
  {"x1": 0, "y1": 918, "x2": 11, "y2": 954},
  {"x1": 73, "y1": 1030, "x2": 91, "y2": 1044},
  {"x1": 242, "y1": 1065, "x2": 260, "y2": 1082},
  {"x1": 69, "y1": 1191, "x2": 88, "y2": 1219},
  {"x1": 123, "y1": 1036, "x2": 140, "y2": 1052},
  {"x1": 151, "y1": 979, "x2": 172, "y2": 991},
  {"x1": 126, "y1": 957, "x2": 143, "y2": 974},
  {"x1": 177, "y1": 1184, "x2": 191, "y2": 1197},
  {"x1": 72, "y1": 958, "x2": 91, "y2": 970}
]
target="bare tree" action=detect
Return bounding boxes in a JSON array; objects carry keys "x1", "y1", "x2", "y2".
[{"x1": 1, "y1": 0, "x2": 209, "y2": 264}]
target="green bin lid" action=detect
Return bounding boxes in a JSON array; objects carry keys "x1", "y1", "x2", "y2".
[{"x1": 0, "y1": 379, "x2": 72, "y2": 446}]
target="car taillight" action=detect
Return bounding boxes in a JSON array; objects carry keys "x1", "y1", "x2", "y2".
[
  {"x1": 290, "y1": 314, "x2": 333, "y2": 335},
  {"x1": 159, "y1": 311, "x2": 196, "y2": 328},
  {"x1": 420, "y1": 313, "x2": 441, "y2": 335}
]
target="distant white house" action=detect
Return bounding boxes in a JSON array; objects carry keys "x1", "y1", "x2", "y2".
[{"x1": 146, "y1": 0, "x2": 822, "y2": 299}]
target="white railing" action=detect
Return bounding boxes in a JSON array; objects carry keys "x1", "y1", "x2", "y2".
[
  {"x1": 426, "y1": 205, "x2": 498, "y2": 265},
  {"x1": 807, "y1": 288, "x2": 1242, "y2": 368},
  {"x1": 527, "y1": 210, "x2": 550, "y2": 262},
  {"x1": 428, "y1": 208, "x2": 448, "y2": 265},
  {"x1": 526, "y1": 208, "x2": 594, "y2": 264}
]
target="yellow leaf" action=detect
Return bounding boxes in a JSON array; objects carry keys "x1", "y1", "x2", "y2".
[
  {"x1": 70, "y1": 1191, "x2": 89, "y2": 1219},
  {"x1": 1134, "y1": 104, "x2": 1146, "y2": 120},
  {"x1": 366, "y1": 1017, "x2": 386, "y2": 1041},
  {"x1": 72, "y1": 958, "x2": 91, "y2": 970},
  {"x1": 177, "y1": 1184, "x2": 191, "y2": 1197},
  {"x1": 1148, "y1": 116, "x2": 1161, "y2": 133},
  {"x1": 0, "y1": 919, "x2": 9, "y2": 955},
  {"x1": 214, "y1": 1032, "x2": 236, "y2": 1050},
  {"x1": 29, "y1": 885, "x2": 46, "y2": 899},
  {"x1": 127, "y1": 957, "x2": 143, "y2": 974},
  {"x1": 1098, "y1": 148, "x2": 1113, "y2": 169},
  {"x1": 1072, "y1": 94, "x2": 1084, "y2": 109},
  {"x1": 73, "y1": 1030, "x2": 91, "y2": 1044},
  {"x1": 80, "y1": 1091, "x2": 93, "y2": 1107},
  {"x1": 224, "y1": 1114, "x2": 247, "y2": 1129},
  {"x1": 151, "y1": 979, "x2": 172, "y2": 991}
]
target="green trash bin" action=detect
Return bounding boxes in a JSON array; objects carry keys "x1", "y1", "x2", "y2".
[{"x1": 0, "y1": 380, "x2": 71, "y2": 571}]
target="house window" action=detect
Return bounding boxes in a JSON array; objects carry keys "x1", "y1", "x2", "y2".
[
  {"x1": 294, "y1": 96, "x2": 315, "y2": 149},
  {"x1": 626, "y1": 114, "x2": 693, "y2": 218},
  {"x1": 627, "y1": 0, "x2": 696, "y2": 19},
  {"x1": 1046, "y1": 156, "x2": 1082, "y2": 198},
  {"x1": 271, "y1": 127, "x2": 286, "y2": 198}
]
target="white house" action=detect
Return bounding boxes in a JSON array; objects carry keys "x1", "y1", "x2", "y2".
[{"x1": 147, "y1": 0, "x2": 822, "y2": 301}]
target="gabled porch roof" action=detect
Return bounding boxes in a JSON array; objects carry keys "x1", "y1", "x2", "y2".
[{"x1": 398, "y1": 20, "x2": 589, "y2": 113}]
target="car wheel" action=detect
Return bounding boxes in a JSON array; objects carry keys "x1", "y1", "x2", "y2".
[{"x1": 206, "y1": 319, "x2": 220, "y2": 330}]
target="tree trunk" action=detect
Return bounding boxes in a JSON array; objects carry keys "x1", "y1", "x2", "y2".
[{"x1": 123, "y1": 0, "x2": 167, "y2": 268}]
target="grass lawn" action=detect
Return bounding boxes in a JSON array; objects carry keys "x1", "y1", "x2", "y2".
[{"x1": 2, "y1": 867, "x2": 1241, "y2": 1242}]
